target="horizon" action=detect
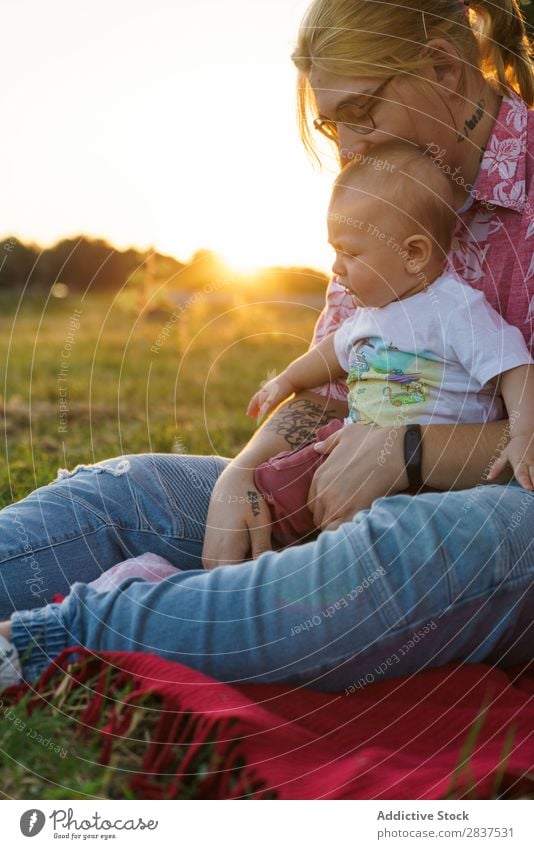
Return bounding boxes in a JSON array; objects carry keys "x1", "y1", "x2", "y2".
[{"x1": 1, "y1": 230, "x2": 329, "y2": 276}]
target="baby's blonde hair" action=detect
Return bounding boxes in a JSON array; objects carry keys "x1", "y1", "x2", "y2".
[
  {"x1": 292, "y1": 0, "x2": 534, "y2": 159},
  {"x1": 331, "y1": 140, "x2": 456, "y2": 258}
]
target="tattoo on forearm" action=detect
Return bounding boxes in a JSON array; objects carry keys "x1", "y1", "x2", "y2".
[
  {"x1": 263, "y1": 398, "x2": 340, "y2": 449},
  {"x1": 457, "y1": 99, "x2": 485, "y2": 142},
  {"x1": 247, "y1": 490, "x2": 261, "y2": 517}
]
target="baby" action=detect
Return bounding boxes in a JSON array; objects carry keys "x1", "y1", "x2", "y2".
[{"x1": 248, "y1": 141, "x2": 534, "y2": 547}]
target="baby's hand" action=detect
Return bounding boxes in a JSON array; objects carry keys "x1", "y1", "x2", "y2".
[
  {"x1": 486, "y1": 434, "x2": 534, "y2": 490},
  {"x1": 247, "y1": 374, "x2": 296, "y2": 423}
]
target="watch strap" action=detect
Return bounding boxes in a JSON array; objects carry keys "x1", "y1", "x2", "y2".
[{"x1": 404, "y1": 424, "x2": 423, "y2": 490}]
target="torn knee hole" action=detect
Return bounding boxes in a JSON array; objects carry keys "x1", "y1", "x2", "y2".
[{"x1": 55, "y1": 458, "x2": 131, "y2": 482}]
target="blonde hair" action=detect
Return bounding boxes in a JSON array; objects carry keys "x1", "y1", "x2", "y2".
[
  {"x1": 292, "y1": 0, "x2": 534, "y2": 158},
  {"x1": 331, "y1": 140, "x2": 456, "y2": 257}
]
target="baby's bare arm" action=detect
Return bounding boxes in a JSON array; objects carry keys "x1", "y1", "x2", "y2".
[
  {"x1": 247, "y1": 334, "x2": 345, "y2": 421},
  {"x1": 487, "y1": 365, "x2": 534, "y2": 489}
]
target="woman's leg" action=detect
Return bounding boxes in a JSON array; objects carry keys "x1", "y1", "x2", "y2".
[
  {"x1": 10, "y1": 482, "x2": 534, "y2": 692},
  {"x1": 0, "y1": 453, "x2": 228, "y2": 618}
]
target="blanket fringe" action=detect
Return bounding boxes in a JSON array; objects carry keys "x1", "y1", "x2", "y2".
[
  {"x1": 5, "y1": 647, "x2": 533, "y2": 800},
  {"x1": 18, "y1": 648, "x2": 277, "y2": 799}
]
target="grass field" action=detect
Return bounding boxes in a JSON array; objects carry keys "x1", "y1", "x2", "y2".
[
  {"x1": 0, "y1": 288, "x2": 319, "y2": 506},
  {"x1": 0, "y1": 287, "x2": 321, "y2": 798}
]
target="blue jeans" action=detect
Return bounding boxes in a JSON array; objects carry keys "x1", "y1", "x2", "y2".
[{"x1": 3, "y1": 454, "x2": 534, "y2": 692}]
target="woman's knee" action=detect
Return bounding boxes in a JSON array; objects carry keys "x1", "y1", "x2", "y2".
[
  {"x1": 124, "y1": 453, "x2": 228, "y2": 536},
  {"x1": 49, "y1": 453, "x2": 226, "y2": 529}
]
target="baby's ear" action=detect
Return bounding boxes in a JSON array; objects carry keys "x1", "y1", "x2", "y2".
[{"x1": 403, "y1": 234, "x2": 433, "y2": 274}]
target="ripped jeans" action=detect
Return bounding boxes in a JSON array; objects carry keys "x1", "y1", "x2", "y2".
[
  {"x1": 0, "y1": 454, "x2": 227, "y2": 619},
  {"x1": 2, "y1": 454, "x2": 534, "y2": 691}
]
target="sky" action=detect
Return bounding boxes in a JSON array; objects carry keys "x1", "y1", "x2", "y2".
[{"x1": 1, "y1": 0, "x2": 339, "y2": 273}]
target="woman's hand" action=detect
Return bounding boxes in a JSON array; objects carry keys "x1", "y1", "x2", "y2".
[
  {"x1": 202, "y1": 463, "x2": 273, "y2": 569},
  {"x1": 307, "y1": 422, "x2": 409, "y2": 530}
]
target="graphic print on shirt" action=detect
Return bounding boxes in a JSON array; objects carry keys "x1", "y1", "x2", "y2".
[
  {"x1": 346, "y1": 338, "x2": 438, "y2": 425},
  {"x1": 382, "y1": 381, "x2": 428, "y2": 408},
  {"x1": 347, "y1": 338, "x2": 372, "y2": 381}
]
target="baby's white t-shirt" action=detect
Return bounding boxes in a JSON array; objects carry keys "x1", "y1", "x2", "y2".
[{"x1": 333, "y1": 271, "x2": 533, "y2": 426}]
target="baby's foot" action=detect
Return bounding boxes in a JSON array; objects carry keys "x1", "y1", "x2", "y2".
[{"x1": 0, "y1": 633, "x2": 21, "y2": 691}]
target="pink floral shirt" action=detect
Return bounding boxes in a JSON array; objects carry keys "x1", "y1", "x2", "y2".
[{"x1": 311, "y1": 94, "x2": 534, "y2": 400}]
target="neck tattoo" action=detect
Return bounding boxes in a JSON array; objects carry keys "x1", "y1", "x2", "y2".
[{"x1": 457, "y1": 98, "x2": 485, "y2": 143}]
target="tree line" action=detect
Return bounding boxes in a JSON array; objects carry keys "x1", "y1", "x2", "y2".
[
  {"x1": 0, "y1": 235, "x2": 185, "y2": 294},
  {"x1": 0, "y1": 235, "x2": 328, "y2": 299}
]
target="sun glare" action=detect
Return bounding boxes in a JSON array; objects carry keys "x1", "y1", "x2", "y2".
[
  {"x1": 219, "y1": 253, "x2": 262, "y2": 279},
  {"x1": 2, "y1": 0, "x2": 335, "y2": 276}
]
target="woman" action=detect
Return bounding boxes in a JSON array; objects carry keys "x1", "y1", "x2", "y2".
[{"x1": 1, "y1": 0, "x2": 533, "y2": 691}]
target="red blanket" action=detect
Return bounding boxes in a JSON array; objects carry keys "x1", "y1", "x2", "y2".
[{"x1": 18, "y1": 648, "x2": 534, "y2": 800}]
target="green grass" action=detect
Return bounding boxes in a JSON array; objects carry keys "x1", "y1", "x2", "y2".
[
  {"x1": 0, "y1": 289, "x2": 319, "y2": 505},
  {"x1": 0, "y1": 288, "x2": 317, "y2": 797}
]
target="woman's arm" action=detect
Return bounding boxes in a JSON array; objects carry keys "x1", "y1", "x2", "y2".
[
  {"x1": 421, "y1": 419, "x2": 516, "y2": 489},
  {"x1": 202, "y1": 389, "x2": 347, "y2": 568},
  {"x1": 307, "y1": 417, "x2": 517, "y2": 531}
]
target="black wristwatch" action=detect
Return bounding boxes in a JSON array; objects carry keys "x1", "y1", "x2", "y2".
[{"x1": 404, "y1": 424, "x2": 423, "y2": 490}]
